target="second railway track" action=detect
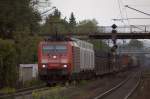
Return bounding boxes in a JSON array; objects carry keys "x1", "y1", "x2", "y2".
[{"x1": 94, "y1": 70, "x2": 141, "y2": 99}]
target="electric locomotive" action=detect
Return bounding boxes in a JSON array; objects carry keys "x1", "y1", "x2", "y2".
[{"x1": 38, "y1": 37, "x2": 95, "y2": 82}]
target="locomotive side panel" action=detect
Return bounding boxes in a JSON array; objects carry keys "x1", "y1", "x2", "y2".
[
  {"x1": 82, "y1": 50, "x2": 94, "y2": 70},
  {"x1": 72, "y1": 39, "x2": 95, "y2": 72},
  {"x1": 72, "y1": 46, "x2": 80, "y2": 73}
]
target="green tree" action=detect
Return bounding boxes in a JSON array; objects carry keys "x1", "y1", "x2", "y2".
[
  {"x1": 69, "y1": 12, "x2": 76, "y2": 33},
  {"x1": 41, "y1": 8, "x2": 70, "y2": 35},
  {"x1": 77, "y1": 19, "x2": 98, "y2": 34},
  {"x1": 0, "y1": 0, "x2": 41, "y2": 38},
  {"x1": 128, "y1": 39, "x2": 143, "y2": 48},
  {"x1": 90, "y1": 39, "x2": 110, "y2": 50},
  {"x1": 118, "y1": 39, "x2": 144, "y2": 51},
  {"x1": 0, "y1": 39, "x2": 17, "y2": 87},
  {"x1": 13, "y1": 32, "x2": 42, "y2": 64}
]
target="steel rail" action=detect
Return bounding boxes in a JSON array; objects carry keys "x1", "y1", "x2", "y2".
[
  {"x1": 124, "y1": 72, "x2": 141, "y2": 99},
  {"x1": 94, "y1": 74, "x2": 131, "y2": 99},
  {"x1": 94, "y1": 71, "x2": 140, "y2": 99},
  {"x1": 0, "y1": 84, "x2": 47, "y2": 98}
]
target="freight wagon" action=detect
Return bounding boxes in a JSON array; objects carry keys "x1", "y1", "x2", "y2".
[
  {"x1": 94, "y1": 51, "x2": 113, "y2": 75},
  {"x1": 94, "y1": 51, "x2": 129, "y2": 75}
]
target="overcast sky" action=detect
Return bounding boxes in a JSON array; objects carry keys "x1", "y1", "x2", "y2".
[{"x1": 49, "y1": 0, "x2": 150, "y2": 26}]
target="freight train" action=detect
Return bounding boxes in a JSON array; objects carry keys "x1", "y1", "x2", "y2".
[{"x1": 38, "y1": 38, "x2": 139, "y2": 83}]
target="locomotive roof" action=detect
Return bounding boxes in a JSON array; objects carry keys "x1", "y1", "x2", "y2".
[
  {"x1": 41, "y1": 36, "x2": 94, "y2": 50},
  {"x1": 44, "y1": 35, "x2": 72, "y2": 41},
  {"x1": 71, "y1": 38, "x2": 93, "y2": 50}
]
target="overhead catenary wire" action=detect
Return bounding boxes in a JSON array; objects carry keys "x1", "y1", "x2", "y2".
[
  {"x1": 124, "y1": 5, "x2": 130, "y2": 26},
  {"x1": 124, "y1": 5, "x2": 150, "y2": 32},
  {"x1": 126, "y1": 4, "x2": 150, "y2": 7},
  {"x1": 114, "y1": 1, "x2": 150, "y2": 32},
  {"x1": 125, "y1": 5, "x2": 150, "y2": 17},
  {"x1": 117, "y1": 0, "x2": 126, "y2": 26},
  {"x1": 120, "y1": 0, "x2": 130, "y2": 34},
  {"x1": 113, "y1": 18, "x2": 150, "y2": 20}
]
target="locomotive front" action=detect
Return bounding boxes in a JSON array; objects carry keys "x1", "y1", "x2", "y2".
[{"x1": 38, "y1": 41, "x2": 72, "y2": 81}]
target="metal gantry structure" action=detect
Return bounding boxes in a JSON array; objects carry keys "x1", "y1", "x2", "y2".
[
  {"x1": 89, "y1": 32, "x2": 150, "y2": 39},
  {"x1": 118, "y1": 50, "x2": 150, "y2": 54},
  {"x1": 71, "y1": 25, "x2": 150, "y2": 39}
]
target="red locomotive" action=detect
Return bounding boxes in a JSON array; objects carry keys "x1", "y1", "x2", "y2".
[{"x1": 38, "y1": 38, "x2": 95, "y2": 82}]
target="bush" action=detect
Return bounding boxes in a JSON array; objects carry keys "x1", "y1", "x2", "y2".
[
  {"x1": 0, "y1": 39, "x2": 18, "y2": 87},
  {"x1": 14, "y1": 34, "x2": 43, "y2": 64}
]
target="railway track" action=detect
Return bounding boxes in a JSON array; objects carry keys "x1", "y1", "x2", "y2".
[
  {"x1": 0, "y1": 84, "x2": 48, "y2": 99},
  {"x1": 0, "y1": 70, "x2": 142, "y2": 99},
  {"x1": 127, "y1": 67, "x2": 150, "y2": 99},
  {"x1": 94, "y1": 70, "x2": 141, "y2": 99}
]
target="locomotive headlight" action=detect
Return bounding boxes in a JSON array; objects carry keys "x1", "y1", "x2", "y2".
[
  {"x1": 53, "y1": 55, "x2": 57, "y2": 59},
  {"x1": 42, "y1": 64, "x2": 46, "y2": 68},
  {"x1": 63, "y1": 64, "x2": 67, "y2": 68}
]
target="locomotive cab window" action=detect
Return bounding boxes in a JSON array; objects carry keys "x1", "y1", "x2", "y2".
[
  {"x1": 55, "y1": 45, "x2": 67, "y2": 52},
  {"x1": 42, "y1": 45, "x2": 55, "y2": 53},
  {"x1": 42, "y1": 45, "x2": 67, "y2": 53}
]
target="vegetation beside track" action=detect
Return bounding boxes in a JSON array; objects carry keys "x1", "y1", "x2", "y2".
[
  {"x1": 0, "y1": 87, "x2": 16, "y2": 94},
  {"x1": 23, "y1": 79, "x2": 45, "y2": 88},
  {"x1": 0, "y1": 0, "x2": 144, "y2": 89},
  {"x1": 0, "y1": 0, "x2": 108, "y2": 89},
  {"x1": 32, "y1": 85, "x2": 68, "y2": 99}
]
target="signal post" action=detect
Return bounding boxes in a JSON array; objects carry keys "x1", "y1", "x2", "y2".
[{"x1": 111, "y1": 24, "x2": 118, "y2": 71}]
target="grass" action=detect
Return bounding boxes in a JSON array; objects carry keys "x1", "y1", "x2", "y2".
[
  {"x1": 79, "y1": 80, "x2": 88, "y2": 85},
  {"x1": 32, "y1": 85, "x2": 68, "y2": 99},
  {"x1": 0, "y1": 87, "x2": 16, "y2": 94},
  {"x1": 23, "y1": 79, "x2": 45, "y2": 88}
]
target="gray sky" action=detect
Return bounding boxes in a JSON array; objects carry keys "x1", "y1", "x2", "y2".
[{"x1": 50, "y1": 0, "x2": 150, "y2": 26}]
